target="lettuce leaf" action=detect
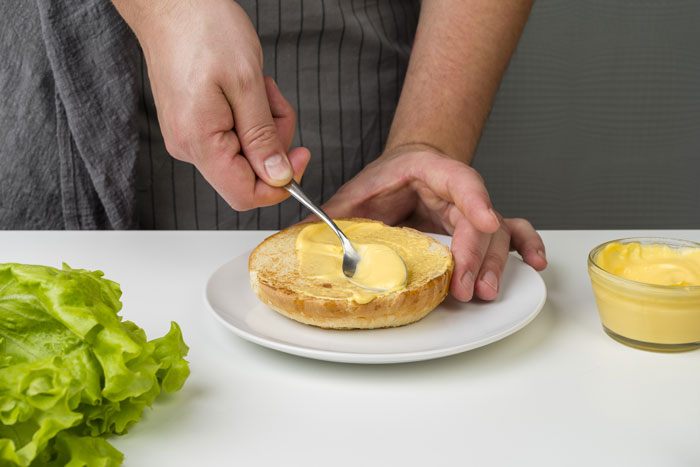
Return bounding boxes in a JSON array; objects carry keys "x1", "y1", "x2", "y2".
[{"x1": 0, "y1": 263, "x2": 190, "y2": 466}]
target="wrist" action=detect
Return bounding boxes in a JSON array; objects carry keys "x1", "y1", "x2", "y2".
[
  {"x1": 112, "y1": 0, "x2": 177, "y2": 45},
  {"x1": 381, "y1": 142, "x2": 445, "y2": 160},
  {"x1": 382, "y1": 139, "x2": 475, "y2": 165},
  {"x1": 385, "y1": 112, "x2": 480, "y2": 164}
]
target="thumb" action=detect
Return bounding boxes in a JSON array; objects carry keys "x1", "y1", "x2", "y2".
[{"x1": 224, "y1": 68, "x2": 294, "y2": 187}]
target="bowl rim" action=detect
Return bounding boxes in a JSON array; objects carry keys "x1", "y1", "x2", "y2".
[{"x1": 588, "y1": 236, "x2": 700, "y2": 291}]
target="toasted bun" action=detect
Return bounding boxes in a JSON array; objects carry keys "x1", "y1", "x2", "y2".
[{"x1": 248, "y1": 218, "x2": 453, "y2": 329}]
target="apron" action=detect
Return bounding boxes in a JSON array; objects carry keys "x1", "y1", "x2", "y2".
[{"x1": 0, "y1": 0, "x2": 419, "y2": 230}]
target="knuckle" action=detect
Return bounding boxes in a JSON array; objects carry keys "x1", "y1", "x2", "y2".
[
  {"x1": 483, "y1": 252, "x2": 506, "y2": 271},
  {"x1": 470, "y1": 167, "x2": 486, "y2": 185},
  {"x1": 460, "y1": 248, "x2": 484, "y2": 272},
  {"x1": 447, "y1": 205, "x2": 462, "y2": 228},
  {"x1": 456, "y1": 162, "x2": 483, "y2": 183},
  {"x1": 233, "y1": 60, "x2": 261, "y2": 93},
  {"x1": 240, "y1": 122, "x2": 279, "y2": 150},
  {"x1": 510, "y1": 217, "x2": 534, "y2": 231},
  {"x1": 169, "y1": 131, "x2": 189, "y2": 155},
  {"x1": 459, "y1": 161, "x2": 474, "y2": 173},
  {"x1": 163, "y1": 139, "x2": 185, "y2": 161},
  {"x1": 167, "y1": 114, "x2": 197, "y2": 157},
  {"x1": 229, "y1": 197, "x2": 253, "y2": 212},
  {"x1": 499, "y1": 218, "x2": 513, "y2": 236}
]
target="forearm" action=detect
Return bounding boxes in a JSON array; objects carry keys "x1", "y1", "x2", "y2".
[
  {"x1": 385, "y1": 0, "x2": 533, "y2": 163},
  {"x1": 111, "y1": 0, "x2": 150, "y2": 33}
]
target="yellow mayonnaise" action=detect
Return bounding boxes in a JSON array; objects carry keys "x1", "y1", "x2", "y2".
[
  {"x1": 589, "y1": 241, "x2": 700, "y2": 349},
  {"x1": 295, "y1": 221, "x2": 415, "y2": 304},
  {"x1": 596, "y1": 242, "x2": 700, "y2": 286},
  {"x1": 350, "y1": 243, "x2": 407, "y2": 291}
]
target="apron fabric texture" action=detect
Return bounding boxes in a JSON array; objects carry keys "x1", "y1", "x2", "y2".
[
  {"x1": 1, "y1": 0, "x2": 141, "y2": 229},
  {"x1": 0, "y1": 0, "x2": 419, "y2": 230}
]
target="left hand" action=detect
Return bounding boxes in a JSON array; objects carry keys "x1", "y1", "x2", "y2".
[{"x1": 314, "y1": 145, "x2": 547, "y2": 302}]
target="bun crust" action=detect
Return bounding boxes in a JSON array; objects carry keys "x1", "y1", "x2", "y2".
[{"x1": 248, "y1": 218, "x2": 454, "y2": 329}]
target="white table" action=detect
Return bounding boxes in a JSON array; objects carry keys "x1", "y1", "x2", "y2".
[{"x1": 2, "y1": 230, "x2": 699, "y2": 466}]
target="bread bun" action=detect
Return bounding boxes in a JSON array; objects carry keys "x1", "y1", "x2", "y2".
[{"x1": 248, "y1": 218, "x2": 454, "y2": 329}]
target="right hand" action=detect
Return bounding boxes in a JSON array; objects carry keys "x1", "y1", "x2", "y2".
[{"x1": 119, "y1": 0, "x2": 310, "y2": 210}]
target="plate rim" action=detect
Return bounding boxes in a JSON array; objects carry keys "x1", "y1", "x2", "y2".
[{"x1": 204, "y1": 234, "x2": 547, "y2": 364}]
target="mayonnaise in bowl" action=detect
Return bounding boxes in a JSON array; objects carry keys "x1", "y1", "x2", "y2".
[{"x1": 588, "y1": 237, "x2": 700, "y2": 352}]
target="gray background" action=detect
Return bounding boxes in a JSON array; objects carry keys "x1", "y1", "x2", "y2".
[{"x1": 472, "y1": 0, "x2": 700, "y2": 229}]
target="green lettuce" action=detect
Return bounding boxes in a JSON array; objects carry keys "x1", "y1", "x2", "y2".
[{"x1": 0, "y1": 263, "x2": 190, "y2": 466}]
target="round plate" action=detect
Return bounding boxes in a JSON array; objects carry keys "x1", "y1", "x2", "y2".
[{"x1": 205, "y1": 234, "x2": 547, "y2": 364}]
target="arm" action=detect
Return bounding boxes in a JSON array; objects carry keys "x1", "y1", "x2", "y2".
[
  {"x1": 387, "y1": 0, "x2": 533, "y2": 163},
  {"x1": 319, "y1": 0, "x2": 545, "y2": 302}
]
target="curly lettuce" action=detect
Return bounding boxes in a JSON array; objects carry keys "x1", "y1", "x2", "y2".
[{"x1": 0, "y1": 263, "x2": 190, "y2": 466}]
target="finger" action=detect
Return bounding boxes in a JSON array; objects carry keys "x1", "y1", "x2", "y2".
[
  {"x1": 251, "y1": 146, "x2": 311, "y2": 204},
  {"x1": 408, "y1": 153, "x2": 499, "y2": 234},
  {"x1": 288, "y1": 146, "x2": 312, "y2": 183},
  {"x1": 449, "y1": 217, "x2": 491, "y2": 302},
  {"x1": 504, "y1": 218, "x2": 547, "y2": 271},
  {"x1": 473, "y1": 225, "x2": 511, "y2": 301},
  {"x1": 308, "y1": 183, "x2": 363, "y2": 222},
  {"x1": 264, "y1": 76, "x2": 296, "y2": 151},
  {"x1": 223, "y1": 66, "x2": 293, "y2": 186},
  {"x1": 160, "y1": 81, "x2": 238, "y2": 164},
  {"x1": 198, "y1": 145, "x2": 311, "y2": 211}
]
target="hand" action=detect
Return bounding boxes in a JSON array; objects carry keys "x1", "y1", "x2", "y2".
[
  {"x1": 315, "y1": 146, "x2": 547, "y2": 302},
  {"x1": 117, "y1": 0, "x2": 310, "y2": 210}
]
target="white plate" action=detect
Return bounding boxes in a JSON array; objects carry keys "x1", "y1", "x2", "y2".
[{"x1": 205, "y1": 234, "x2": 546, "y2": 364}]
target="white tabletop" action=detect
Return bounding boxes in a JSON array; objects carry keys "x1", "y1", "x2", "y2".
[{"x1": 2, "y1": 230, "x2": 699, "y2": 466}]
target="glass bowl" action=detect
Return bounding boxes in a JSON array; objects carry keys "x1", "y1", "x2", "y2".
[{"x1": 587, "y1": 237, "x2": 700, "y2": 352}]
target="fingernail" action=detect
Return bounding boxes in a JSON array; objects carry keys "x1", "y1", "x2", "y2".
[
  {"x1": 488, "y1": 208, "x2": 500, "y2": 227},
  {"x1": 264, "y1": 154, "x2": 292, "y2": 182},
  {"x1": 481, "y1": 270, "x2": 498, "y2": 292},
  {"x1": 537, "y1": 249, "x2": 546, "y2": 260},
  {"x1": 461, "y1": 270, "x2": 474, "y2": 290}
]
